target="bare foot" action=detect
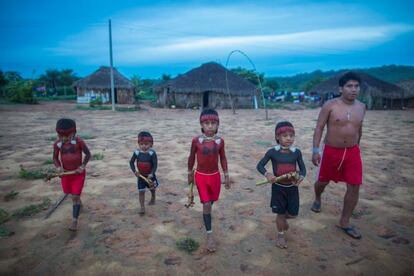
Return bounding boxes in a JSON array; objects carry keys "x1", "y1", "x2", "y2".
[
  {"x1": 139, "y1": 208, "x2": 145, "y2": 216},
  {"x1": 276, "y1": 233, "x2": 287, "y2": 249},
  {"x1": 69, "y1": 219, "x2": 78, "y2": 231},
  {"x1": 206, "y1": 234, "x2": 216, "y2": 253},
  {"x1": 148, "y1": 198, "x2": 155, "y2": 205}
]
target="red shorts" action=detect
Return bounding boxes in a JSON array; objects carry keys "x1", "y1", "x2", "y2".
[
  {"x1": 318, "y1": 144, "x2": 362, "y2": 185},
  {"x1": 61, "y1": 170, "x2": 86, "y2": 195},
  {"x1": 194, "y1": 171, "x2": 221, "y2": 203}
]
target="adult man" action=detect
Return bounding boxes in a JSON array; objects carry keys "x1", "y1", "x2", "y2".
[{"x1": 311, "y1": 72, "x2": 366, "y2": 239}]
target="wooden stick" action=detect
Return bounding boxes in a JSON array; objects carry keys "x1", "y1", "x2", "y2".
[
  {"x1": 256, "y1": 172, "x2": 299, "y2": 186},
  {"x1": 44, "y1": 193, "x2": 68, "y2": 219},
  {"x1": 45, "y1": 170, "x2": 77, "y2": 181}
]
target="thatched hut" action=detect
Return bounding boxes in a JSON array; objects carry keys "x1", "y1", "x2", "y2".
[
  {"x1": 73, "y1": 66, "x2": 135, "y2": 104},
  {"x1": 311, "y1": 71, "x2": 405, "y2": 109},
  {"x1": 397, "y1": 79, "x2": 414, "y2": 108},
  {"x1": 154, "y1": 62, "x2": 258, "y2": 109}
]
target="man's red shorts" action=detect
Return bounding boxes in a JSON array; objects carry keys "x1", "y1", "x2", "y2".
[
  {"x1": 318, "y1": 144, "x2": 362, "y2": 185},
  {"x1": 61, "y1": 170, "x2": 86, "y2": 195},
  {"x1": 194, "y1": 171, "x2": 221, "y2": 203}
]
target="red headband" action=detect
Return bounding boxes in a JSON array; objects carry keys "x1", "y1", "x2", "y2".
[
  {"x1": 56, "y1": 127, "x2": 76, "y2": 135},
  {"x1": 275, "y1": 126, "x2": 295, "y2": 135},
  {"x1": 200, "y1": 114, "x2": 219, "y2": 124},
  {"x1": 138, "y1": 136, "x2": 153, "y2": 144}
]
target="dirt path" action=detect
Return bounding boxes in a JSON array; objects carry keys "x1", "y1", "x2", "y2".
[{"x1": 0, "y1": 102, "x2": 413, "y2": 275}]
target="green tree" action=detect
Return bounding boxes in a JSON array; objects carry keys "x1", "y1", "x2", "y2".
[
  {"x1": 302, "y1": 76, "x2": 325, "y2": 92},
  {"x1": 6, "y1": 80, "x2": 37, "y2": 104},
  {"x1": 264, "y1": 78, "x2": 279, "y2": 91},
  {"x1": 39, "y1": 69, "x2": 60, "y2": 94},
  {"x1": 4, "y1": 71, "x2": 23, "y2": 83},
  {"x1": 130, "y1": 74, "x2": 142, "y2": 91},
  {"x1": 230, "y1": 67, "x2": 264, "y2": 86},
  {"x1": 161, "y1": 74, "x2": 171, "y2": 81}
]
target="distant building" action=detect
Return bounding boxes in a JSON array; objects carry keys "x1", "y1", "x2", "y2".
[
  {"x1": 311, "y1": 71, "x2": 405, "y2": 109},
  {"x1": 153, "y1": 62, "x2": 258, "y2": 109},
  {"x1": 397, "y1": 79, "x2": 414, "y2": 108},
  {"x1": 73, "y1": 66, "x2": 135, "y2": 104}
]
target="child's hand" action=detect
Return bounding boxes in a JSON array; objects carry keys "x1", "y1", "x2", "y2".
[
  {"x1": 135, "y1": 171, "x2": 140, "y2": 177},
  {"x1": 224, "y1": 175, "x2": 230, "y2": 189},
  {"x1": 294, "y1": 175, "x2": 304, "y2": 186},
  {"x1": 56, "y1": 167, "x2": 64, "y2": 174},
  {"x1": 265, "y1": 172, "x2": 276, "y2": 183},
  {"x1": 76, "y1": 165, "x2": 85, "y2": 174}
]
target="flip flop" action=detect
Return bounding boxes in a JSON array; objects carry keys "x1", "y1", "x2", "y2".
[
  {"x1": 311, "y1": 201, "x2": 321, "y2": 213},
  {"x1": 336, "y1": 225, "x2": 362, "y2": 239}
]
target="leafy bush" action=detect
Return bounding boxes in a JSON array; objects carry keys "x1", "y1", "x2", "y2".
[
  {"x1": 89, "y1": 96, "x2": 103, "y2": 107},
  {"x1": 92, "y1": 153, "x2": 104, "y2": 160},
  {"x1": 0, "y1": 209, "x2": 10, "y2": 224},
  {"x1": 12, "y1": 198, "x2": 51, "y2": 218},
  {"x1": 6, "y1": 81, "x2": 37, "y2": 104},
  {"x1": 18, "y1": 165, "x2": 46, "y2": 180},
  {"x1": 176, "y1": 237, "x2": 199, "y2": 254}
]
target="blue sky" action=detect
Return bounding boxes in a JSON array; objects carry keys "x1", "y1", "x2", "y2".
[{"x1": 1, "y1": 0, "x2": 413, "y2": 79}]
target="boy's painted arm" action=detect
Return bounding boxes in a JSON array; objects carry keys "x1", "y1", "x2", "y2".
[
  {"x1": 150, "y1": 151, "x2": 158, "y2": 175},
  {"x1": 81, "y1": 144, "x2": 91, "y2": 167},
  {"x1": 187, "y1": 138, "x2": 197, "y2": 172},
  {"x1": 129, "y1": 153, "x2": 137, "y2": 173},
  {"x1": 52, "y1": 144, "x2": 61, "y2": 168},
  {"x1": 219, "y1": 140, "x2": 228, "y2": 173},
  {"x1": 256, "y1": 150, "x2": 271, "y2": 175},
  {"x1": 297, "y1": 150, "x2": 306, "y2": 177}
]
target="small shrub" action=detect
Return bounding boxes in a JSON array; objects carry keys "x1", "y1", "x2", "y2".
[
  {"x1": 4, "y1": 191, "x2": 19, "y2": 201},
  {"x1": 0, "y1": 209, "x2": 10, "y2": 224},
  {"x1": 43, "y1": 158, "x2": 54, "y2": 165},
  {"x1": 92, "y1": 153, "x2": 104, "y2": 160},
  {"x1": 12, "y1": 198, "x2": 51, "y2": 218},
  {"x1": 0, "y1": 225, "x2": 14, "y2": 237},
  {"x1": 18, "y1": 165, "x2": 46, "y2": 180},
  {"x1": 6, "y1": 80, "x2": 38, "y2": 104},
  {"x1": 176, "y1": 237, "x2": 199, "y2": 254},
  {"x1": 89, "y1": 96, "x2": 103, "y2": 107}
]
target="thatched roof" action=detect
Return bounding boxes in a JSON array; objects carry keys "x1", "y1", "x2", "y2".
[
  {"x1": 397, "y1": 79, "x2": 414, "y2": 98},
  {"x1": 312, "y1": 71, "x2": 404, "y2": 99},
  {"x1": 73, "y1": 66, "x2": 133, "y2": 90},
  {"x1": 154, "y1": 62, "x2": 257, "y2": 96}
]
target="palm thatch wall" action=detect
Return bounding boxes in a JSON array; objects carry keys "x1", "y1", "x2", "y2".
[
  {"x1": 311, "y1": 71, "x2": 405, "y2": 109},
  {"x1": 73, "y1": 66, "x2": 135, "y2": 104},
  {"x1": 397, "y1": 79, "x2": 414, "y2": 108},
  {"x1": 153, "y1": 62, "x2": 258, "y2": 109}
]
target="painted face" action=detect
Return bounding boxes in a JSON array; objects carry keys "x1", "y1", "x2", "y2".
[
  {"x1": 58, "y1": 133, "x2": 72, "y2": 143},
  {"x1": 340, "y1": 80, "x2": 360, "y2": 101},
  {"x1": 276, "y1": 131, "x2": 295, "y2": 148},
  {"x1": 138, "y1": 141, "x2": 152, "y2": 152},
  {"x1": 201, "y1": 119, "x2": 218, "y2": 137}
]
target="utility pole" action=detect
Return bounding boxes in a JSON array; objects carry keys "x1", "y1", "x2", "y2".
[{"x1": 109, "y1": 19, "x2": 115, "y2": 111}]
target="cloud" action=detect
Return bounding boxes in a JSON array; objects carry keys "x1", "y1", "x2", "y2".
[{"x1": 48, "y1": 3, "x2": 414, "y2": 66}]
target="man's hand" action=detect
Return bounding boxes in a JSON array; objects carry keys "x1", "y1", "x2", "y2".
[
  {"x1": 312, "y1": 153, "x2": 321, "y2": 167},
  {"x1": 265, "y1": 172, "x2": 276, "y2": 183},
  {"x1": 188, "y1": 171, "x2": 194, "y2": 185},
  {"x1": 224, "y1": 175, "x2": 230, "y2": 189}
]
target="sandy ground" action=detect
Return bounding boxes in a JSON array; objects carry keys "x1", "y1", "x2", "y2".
[{"x1": 0, "y1": 101, "x2": 413, "y2": 276}]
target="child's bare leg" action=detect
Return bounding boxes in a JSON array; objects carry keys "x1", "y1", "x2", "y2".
[
  {"x1": 276, "y1": 214, "x2": 288, "y2": 248},
  {"x1": 69, "y1": 195, "x2": 81, "y2": 231},
  {"x1": 148, "y1": 189, "x2": 156, "y2": 205},
  {"x1": 203, "y1": 202, "x2": 215, "y2": 252},
  {"x1": 138, "y1": 191, "x2": 145, "y2": 215}
]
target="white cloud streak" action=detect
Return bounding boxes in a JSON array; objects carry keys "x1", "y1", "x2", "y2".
[{"x1": 48, "y1": 3, "x2": 414, "y2": 66}]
